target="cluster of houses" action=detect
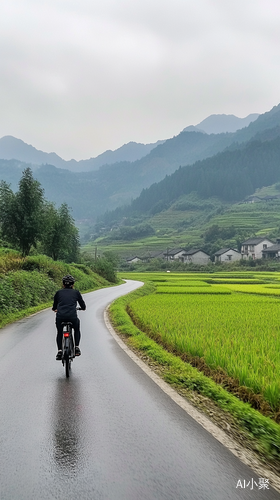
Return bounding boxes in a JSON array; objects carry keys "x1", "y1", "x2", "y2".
[{"x1": 126, "y1": 237, "x2": 280, "y2": 266}]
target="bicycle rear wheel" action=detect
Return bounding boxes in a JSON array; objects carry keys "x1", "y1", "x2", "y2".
[{"x1": 64, "y1": 348, "x2": 70, "y2": 378}]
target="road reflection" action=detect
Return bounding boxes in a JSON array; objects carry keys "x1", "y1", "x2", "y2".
[{"x1": 52, "y1": 376, "x2": 82, "y2": 472}]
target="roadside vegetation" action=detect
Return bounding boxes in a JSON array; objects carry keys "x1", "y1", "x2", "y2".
[
  {"x1": 110, "y1": 271, "x2": 280, "y2": 467},
  {"x1": 0, "y1": 169, "x2": 119, "y2": 328},
  {"x1": 0, "y1": 250, "x2": 111, "y2": 328},
  {"x1": 0, "y1": 167, "x2": 79, "y2": 260}
]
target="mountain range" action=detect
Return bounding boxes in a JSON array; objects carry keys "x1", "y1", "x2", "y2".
[
  {"x1": 0, "y1": 136, "x2": 165, "y2": 172},
  {"x1": 0, "y1": 112, "x2": 258, "y2": 172},
  {"x1": 0, "y1": 107, "x2": 279, "y2": 224}
]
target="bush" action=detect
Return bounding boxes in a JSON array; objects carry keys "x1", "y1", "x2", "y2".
[
  {"x1": 0, "y1": 251, "x2": 112, "y2": 320},
  {"x1": 0, "y1": 270, "x2": 57, "y2": 312},
  {"x1": 92, "y1": 257, "x2": 118, "y2": 283}
]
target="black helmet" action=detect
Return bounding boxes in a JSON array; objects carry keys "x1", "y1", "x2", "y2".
[{"x1": 62, "y1": 274, "x2": 75, "y2": 287}]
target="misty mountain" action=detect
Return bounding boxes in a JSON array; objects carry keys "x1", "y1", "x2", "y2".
[
  {"x1": 76, "y1": 140, "x2": 165, "y2": 171},
  {"x1": 86, "y1": 104, "x2": 279, "y2": 193},
  {"x1": 187, "y1": 113, "x2": 259, "y2": 134},
  {"x1": 0, "y1": 136, "x2": 67, "y2": 169},
  {"x1": 1, "y1": 103, "x2": 280, "y2": 221},
  {"x1": 0, "y1": 136, "x2": 164, "y2": 172},
  {"x1": 203, "y1": 114, "x2": 259, "y2": 133},
  {"x1": 0, "y1": 113, "x2": 259, "y2": 174}
]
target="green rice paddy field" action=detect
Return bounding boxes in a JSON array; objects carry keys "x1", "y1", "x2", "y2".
[{"x1": 120, "y1": 271, "x2": 280, "y2": 412}]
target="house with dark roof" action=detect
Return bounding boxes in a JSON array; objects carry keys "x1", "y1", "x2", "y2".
[
  {"x1": 241, "y1": 237, "x2": 274, "y2": 260},
  {"x1": 126, "y1": 256, "x2": 143, "y2": 264},
  {"x1": 262, "y1": 239, "x2": 280, "y2": 259},
  {"x1": 142, "y1": 250, "x2": 165, "y2": 262},
  {"x1": 243, "y1": 195, "x2": 262, "y2": 204},
  {"x1": 214, "y1": 248, "x2": 241, "y2": 263},
  {"x1": 183, "y1": 248, "x2": 210, "y2": 265},
  {"x1": 163, "y1": 248, "x2": 186, "y2": 262}
]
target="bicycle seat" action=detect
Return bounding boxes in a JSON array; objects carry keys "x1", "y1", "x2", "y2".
[{"x1": 61, "y1": 321, "x2": 73, "y2": 326}]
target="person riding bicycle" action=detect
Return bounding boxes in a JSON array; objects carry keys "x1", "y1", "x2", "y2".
[{"x1": 52, "y1": 274, "x2": 86, "y2": 360}]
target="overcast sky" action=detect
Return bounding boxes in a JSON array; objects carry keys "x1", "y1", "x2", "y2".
[{"x1": 1, "y1": 0, "x2": 280, "y2": 160}]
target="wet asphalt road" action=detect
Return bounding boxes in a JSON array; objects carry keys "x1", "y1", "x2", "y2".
[{"x1": 0, "y1": 280, "x2": 279, "y2": 500}]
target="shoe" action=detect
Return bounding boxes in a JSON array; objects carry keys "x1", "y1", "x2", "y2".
[
  {"x1": 75, "y1": 346, "x2": 81, "y2": 356},
  {"x1": 56, "y1": 350, "x2": 62, "y2": 360}
]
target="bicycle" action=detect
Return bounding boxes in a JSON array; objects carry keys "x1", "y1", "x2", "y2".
[
  {"x1": 61, "y1": 320, "x2": 75, "y2": 378},
  {"x1": 61, "y1": 308, "x2": 82, "y2": 378}
]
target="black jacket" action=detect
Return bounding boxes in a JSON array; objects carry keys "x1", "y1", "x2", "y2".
[{"x1": 52, "y1": 288, "x2": 86, "y2": 318}]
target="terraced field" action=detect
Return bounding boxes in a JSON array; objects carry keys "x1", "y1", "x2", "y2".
[
  {"x1": 86, "y1": 197, "x2": 280, "y2": 258},
  {"x1": 210, "y1": 200, "x2": 280, "y2": 232}
]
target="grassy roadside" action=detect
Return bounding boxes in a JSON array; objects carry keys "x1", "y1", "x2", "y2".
[
  {"x1": 0, "y1": 252, "x2": 112, "y2": 329},
  {"x1": 0, "y1": 301, "x2": 53, "y2": 328},
  {"x1": 0, "y1": 279, "x2": 106, "y2": 329},
  {"x1": 109, "y1": 281, "x2": 280, "y2": 472}
]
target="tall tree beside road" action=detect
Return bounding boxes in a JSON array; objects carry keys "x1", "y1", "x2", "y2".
[
  {"x1": 0, "y1": 167, "x2": 44, "y2": 256},
  {"x1": 0, "y1": 167, "x2": 80, "y2": 260},
  {"x1": 42, "y1": 202, "x2": 80, "y2": 262}
]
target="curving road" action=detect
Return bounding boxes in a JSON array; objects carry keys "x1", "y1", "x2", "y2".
[{"x1": 0, "y1": 280, "x2": 279, "y2": 500}]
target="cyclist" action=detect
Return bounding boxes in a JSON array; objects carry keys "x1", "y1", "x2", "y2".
[{"x1": 52, "y1": 274, "x2": 86, "y2": 360}]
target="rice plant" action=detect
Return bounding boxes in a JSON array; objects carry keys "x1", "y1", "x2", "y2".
[{"x1": 128, "y1": 290, "x2": 280, "y2": 411}]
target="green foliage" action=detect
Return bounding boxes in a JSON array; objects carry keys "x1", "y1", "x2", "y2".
[
  {"x1": 204, "y1": 224, "x2": 236, "y2": 243},
  {"x1": 0, "y1": 251, "x2": 111, "y2": 327},
  {"x1": 108, "y1": 223, "x2": 155, "y2": 241},
  {"x1": 82, "y1": 250, "x2": 119, "y2": 283},
  {"x1": 0, "y1": 168, "x2": 80, "y2": 261},
  {"x1": 0, "y1": 168, "x2": 44, "y2": 256},
  {"x1": 91, "y1": 257, "x2": 117, "y2": 283},
  {"x1": 41, "y1": 202, "x2": 80, "y2": 262},
  {"x1": 0, "y1": 271, "x2": 56, "y2": 313}
]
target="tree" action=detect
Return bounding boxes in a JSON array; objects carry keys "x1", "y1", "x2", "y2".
[
  {"x1": 0, "y1": 168, "x2": 80, "y2": 261},
  {"x1": 42, "y1": 202, "x2": 80, "y2": 262},
  {"x1": 0, "y1": 168, "x2": 44, "y2": 256},
  {"x1": 0, "y1": 181, "x2": 17, "y2": 246},
  {"x1": 82, "y1": 250, "x2": 119, "y2": 283}
]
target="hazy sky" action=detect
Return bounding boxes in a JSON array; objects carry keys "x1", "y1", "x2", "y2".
[{"x1": 1, "y1": 0, "x2": 280, "y2": 160}]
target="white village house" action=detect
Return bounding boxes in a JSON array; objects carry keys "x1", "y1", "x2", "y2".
[
  {"x1": 214, "y1": 248, "x2": 241, "y2": 263},
  {"x1": 241, "y1": 238, "x2": 274, "y2": 260},
  {"x1": 154, "y1": 247, "x2": 211, "y2": 265},
  {"x1": 163, "y1": 248, "x2": 186, "y2": 262},
  {"x1": 183, "y1": 248, "x2": 210, "y2": 265}
]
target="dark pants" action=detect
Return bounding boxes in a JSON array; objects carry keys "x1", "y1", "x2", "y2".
[{"x1": 56, "y1": 316, "x2": 81, "y2": 350}]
